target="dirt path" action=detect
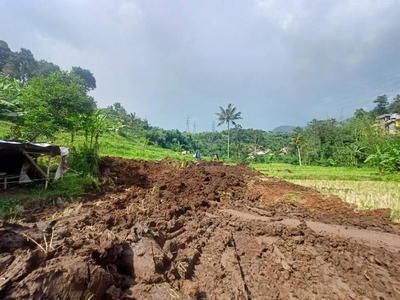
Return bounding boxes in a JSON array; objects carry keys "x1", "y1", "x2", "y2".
[{"x1": 1, "y1": 157, "x2": 400, "y2": 299}]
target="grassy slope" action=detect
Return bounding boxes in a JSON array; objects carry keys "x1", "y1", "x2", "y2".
[
  {"x1": 55, "y1": 132, "x2": 181, "y2": 161},
  {"x1": 0, "y1": 121, "x2": 180, "y2": 160}
]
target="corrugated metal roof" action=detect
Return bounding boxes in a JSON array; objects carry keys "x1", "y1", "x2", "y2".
[{"x1": 0, "y1": 140, "x2": 64, "y2": 155}]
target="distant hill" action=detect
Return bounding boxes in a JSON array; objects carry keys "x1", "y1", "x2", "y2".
[{"x1": 272, "y1": 125, "x2": 296, "y2": 133}]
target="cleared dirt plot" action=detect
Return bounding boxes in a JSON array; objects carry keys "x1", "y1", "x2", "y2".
[{"x1": 1, "y1": 157, "x2": 400, "y2": 299}]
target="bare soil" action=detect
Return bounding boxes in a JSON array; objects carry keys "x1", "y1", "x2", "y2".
[{"x1": 1, "y1": 157, "x2": 400, "y2": 299}]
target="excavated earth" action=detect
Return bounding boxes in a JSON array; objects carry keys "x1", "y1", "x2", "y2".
[{"x1": 1, "y1": 157, "x2": 400, "y2": 299}]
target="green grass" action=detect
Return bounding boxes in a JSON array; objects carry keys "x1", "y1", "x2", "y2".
[
  {"x1": 0, "y1": 120, "x2": 11, "y2": 136},
  {"x1": 0, "y1": 176, "x2": 97, "y2": 219},
  {"x1": 0, "y1": 120, "x2": 190, "y2": 161},
  {"x1": 55, "y1": 132, "x2": 181, "y2": 161},
  {"x1": 251, "y1": 163, "x2": 400, "y2": 182}
]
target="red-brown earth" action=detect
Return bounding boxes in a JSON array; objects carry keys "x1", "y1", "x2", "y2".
[{"x1": 1, "y1": 157, "x2": 400, "y2": 299}]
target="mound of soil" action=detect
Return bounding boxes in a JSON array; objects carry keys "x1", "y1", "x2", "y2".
[{"x1": 1, "y1": 157, "x2": 400, "y2": 299}]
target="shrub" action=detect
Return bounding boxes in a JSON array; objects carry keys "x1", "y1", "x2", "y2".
[{"x1": 68, "y1": 148, "x2": 100, "y2": 176}]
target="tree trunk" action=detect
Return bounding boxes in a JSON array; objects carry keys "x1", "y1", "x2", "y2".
[
  {"x1": 297, "y1": 146, "x2": 302, "y2": 166},
  {"x1": 70, "y1": 132, "x2": 75, "y2": 151},
  {"x1": 94, "y1": 134, "x2": 99, "y2": 150},
  {"x1": 227, "y1": 122, "x2": 230, "y2": 159}
]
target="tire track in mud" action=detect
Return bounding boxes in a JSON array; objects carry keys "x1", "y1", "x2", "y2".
[
  {"x1": 220, "y1": 208, "x2": 400, "y2": 252},
  {"x1": 230, "y1": 234, "x2": 252, "y2": 300}
]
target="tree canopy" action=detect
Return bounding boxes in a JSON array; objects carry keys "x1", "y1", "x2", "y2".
[
  {"x1": 18, "y1": 71, "x2": 96, "y2": 141},
  {"x1": 71, "y1": 66, "x2": 97, "y2": 92},
  {"x1": 371, "y1": 95, "x2": 389, "y2": 116}
]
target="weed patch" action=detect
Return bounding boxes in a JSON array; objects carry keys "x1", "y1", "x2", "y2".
[{"x1": 0, "y1": 175, "x2": 98, "y2": 219}]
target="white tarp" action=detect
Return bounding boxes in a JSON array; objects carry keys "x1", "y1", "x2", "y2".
[
  {"x1": 55, "y1": 146, "x2": 69, "y2": 180},
  {"x1": 0, "y1": 140, "x2": 69, "y2": 185},
  {"x1": 19, "y1": 158, "x2": 31, "y2": 184}
]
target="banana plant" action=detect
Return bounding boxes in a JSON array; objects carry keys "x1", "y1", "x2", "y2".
[
  {"x1": 69, "y1": 110, "x2": 111, "y2": 150},
  {"x1": 346, "y1": 143, "x2": 366, "y2": 167},
  {"x1": 0, "y1": 77, "x2": 24, "y2": 117},
  {"x1": 365, "y1": 146, "x2": 391, "y2": 175}
]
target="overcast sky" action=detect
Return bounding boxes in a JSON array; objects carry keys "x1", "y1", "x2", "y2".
[{"x1": 1, "y1": 0, "x2": 400, "y2": 132}]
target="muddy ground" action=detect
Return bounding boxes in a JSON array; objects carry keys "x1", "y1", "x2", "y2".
[{"x1": 1, "y1": 157, "x2": 400, "y2": 299}]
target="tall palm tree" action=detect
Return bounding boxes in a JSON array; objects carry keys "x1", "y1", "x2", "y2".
[
  {"x1": 216, "y1": 103, "x2": 242, "y2": 158},
  {"x1": 290, "y1": 132, "x2": 305, "y2": 166}
]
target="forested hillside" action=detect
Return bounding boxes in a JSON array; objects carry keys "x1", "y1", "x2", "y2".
[{"x1": 1, "y1": 39, "x2": 400, "y2": 174}]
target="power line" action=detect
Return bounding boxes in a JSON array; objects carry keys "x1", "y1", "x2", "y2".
[
  {"x1": 212, "y1": 121, "x2": 216, "y2": 132},
  {"x1": 185, "y1": 116, "x2": 190, "y2": 132},
  {"x1": 193, "y1": 121, "x2": 196, "y2": 134}
]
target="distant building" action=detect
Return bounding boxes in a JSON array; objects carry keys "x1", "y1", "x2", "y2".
[
  {"x1": 375, "y1": 114, "x2": 400, "y2": 135},
  {"x1": 279, "y1": 147, "x2": 288, "y2": 155},
  {"x1": 248, "y1": 148, "x2": 272, "y2": 159}
]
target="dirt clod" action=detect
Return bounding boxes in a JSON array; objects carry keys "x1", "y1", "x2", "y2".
[{"x1": 1, "y1": 157, "x2": 400, "y2": 299}]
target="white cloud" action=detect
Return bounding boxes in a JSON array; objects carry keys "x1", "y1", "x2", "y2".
[{"x1": 1, "y1": 0, "x2": 400, "y2": 130}]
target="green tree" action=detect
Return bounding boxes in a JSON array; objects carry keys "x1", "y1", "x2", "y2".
[
  {"x1": 34, "y1": 60, "x2": 61, "y2": 77},
  {"x1": 371, "y1": 95, "x2": 389, "y2": 116},
  {"x1": 16, "y1": 48, "x2": 38, "y2": 83},
  {"x1": 216, "y1": 103, "x2": 242, "y2": 158},
  {"x1": 389, "y1": 94, "x2": 400, "y2": 114},
  {"x1": 0, "y1": 48, "x2": 38, "y2": 83},
  {"x1": 19, "y1": 71, "x2": 96, "y2": 141},
  {"x1": 231, "y1": 140, "x2": 248, "y2": 161},
  {"x1": 0, "y1": 40, "x2": 12, "y2": 71},
  {"x1": 249, "y1": 129, "x2": 264, "y2": 152},
  {"x1": 1, "y1": 54, "x2": 19, "y2": 79},
  {"x1": 68, "y1": 110, "x2": 110, "y2": 176},
  {"x1": 346, "y1": 143, "x2": 365, "y2": 167},
  {"x1": 354, "y1": 108, "x2": 368, "y2": 119},
  {"x1": 365, "y1": 146, "x2": 391, "y2": 175},
  {"x1": 71, "y1": 66, "x2": 96, "y2": 93},
  {"x1": 20, "y1": 104, "x2": 57, "y2": 141}
]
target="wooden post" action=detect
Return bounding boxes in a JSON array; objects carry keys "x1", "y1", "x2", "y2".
[
  {"x1": 60, "y1": 156, "x2": 64, "y2": 180},
  {"x1": 21, "y1": 149, "x2": 48, "y2": 180},
  {"x1": 45, "y1": 151, "x2": 52, "y2": 189}
]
